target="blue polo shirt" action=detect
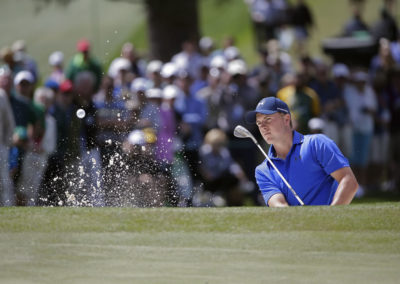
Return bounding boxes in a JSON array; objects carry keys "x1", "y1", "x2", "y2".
[{"x1": 255, "y1": 131, "x2": 349, "y2": 206}]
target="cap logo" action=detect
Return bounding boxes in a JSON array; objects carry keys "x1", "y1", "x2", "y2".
[{"x1": 277, "y1": 107, "x2": 288, "y2": 113}]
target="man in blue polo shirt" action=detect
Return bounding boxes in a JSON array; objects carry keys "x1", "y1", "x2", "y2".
[{"x1": 245, "y1": 97, "x2": 358, "y2": 207}]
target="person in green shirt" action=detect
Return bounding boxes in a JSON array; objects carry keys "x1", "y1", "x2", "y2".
[{"x1": 65, "y1": 39, "x2": 103, "y2": 92}]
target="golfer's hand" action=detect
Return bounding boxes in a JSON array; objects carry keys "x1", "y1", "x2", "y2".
[{"x1": 268, "y1": 193, "x2": 289, "y2": 207}]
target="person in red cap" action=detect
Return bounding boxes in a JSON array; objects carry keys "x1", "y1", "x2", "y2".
[
  {"x1": 38, "y1": 79, "x2": 81, "y2": 206},
  {"x1": 77, "y1": 39, "x2": 90, "y2": 53},
  {"x1": 65, "y1": 38, "x2": 103, "y2": 92}
]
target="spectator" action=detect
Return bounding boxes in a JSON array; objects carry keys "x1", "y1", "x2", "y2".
[
  {"x1": 390, "y1": 32, "x2": 400, "y2": 63},
  {"x1": 120, "y1": 42, "x2": 146, "y2": 77},
  {"x1": 369, "y1": 73, "x2": 391, "y2": 190},
  {"x1": 370, "y1": 38, "x2": 397, "y2": 78},
  {"x1": 0, "y1": 68, "x2": 16, "y2": 206},
  {"x1": 158, "y1": 85, "x2": 181, "y2": 166},
  {"x1": 47, "y1": 51, "x2": 66, "y2": 84},
  {"x1": 94, "y1": 75, "x2": 133, "y2": 203},
  {"x1": 11, "y1": 40, "x2": 39, "y2": 82},
  {"x1": 108, "y1": 57, "x2": 134, "y2": 90},
  {"x1": 309, "y1": 62, "x2": 352, "y2": 156},
  {"x1": 386, "y1": 68, "x2": 400, "y2": 192},
  {"x1": 121, "y1": 128, "x2": 164, "y2": 207},
  {"x1": 199, "y1": 36, "x2": 215, "y2": 57},
  {"x1": 289, "y1": 0, "x2": 314, "y2": 56},
  {"x1": 298, "y1": 55, "x2": 316, "y2": 85},
  {"x1": 327, "y1": 63, "x2": 353, "y2": 157},
  {"x1": 171, "y1": 39, "x2": 204, "y2": 80},
  {"x1": 248, "y1": 47, "x2": 271, "y2": 97},
  {"x1": 265, "y1": 54, "x2": 287, "y2": 95},
  {"x1": 220, "y1": 59, "x2": 260, "y2": 134},
  {"x1": 342, "y1": 3, "x2": 370, "y2": 37},
  {"x1": 199, "y1": 128, "x2": 254, "y2": 206},
  {"x1": 107, "y1": 58, "x2": 134, "y2": 115},
  {"x1": 129, "y1": 77, "x2": 149, "y2": 120},
  {"x1": 343, "y1": 71, "x2": 377, "y2": 194},
  {"x1": 197, "y1": 68, "x2": 226, "y2": 132},
  {"x1": 224, "y1": 46, "x2": 242, "y2": 62},
  {"x1": 157, "y1": 85, "x2": 182, "y2": 206},
  {"x1": 266, "y1": 39, "x2": 293, "y2": 72},
  {"x1": 0, "y1": 69, "x2": 33, "y2": 190},
  {"x1": 39, "y1": 80, "x2": 76, "y2": 206},
  {"x1": 65, "y1": 38, "x2": 103, "y2": 92},
  {"x1": 44, "y1": 79, "x2": 60, "y2": 95},
  {"x1": 70, "y1": 71, "x2": 105, "y2": 206},
  {"x1": 220, "y1": 59, "x2": 260, "y2": 200},
  {"x1": 0, "y1": 47, "x2": 17, "y2": 74},
  {"x1": 146, "y1": 60, "x2": 163, "y2": 88},
  {"x1": 57, "y1": 80, "x2": 81, "y2": 166},
  {"x1": 160, "y1": 62, "x2": 179, "y2": 86},
  {"x1": 210, "y1": 54, "x2": 228, "y2": 72},
  {"x1": 11, "y1": 71, "x2": 41, "y2": 205},
  {"x1": 247, "y1": 0, "x2": 289, "y2": 49},
  {"x1": 371, "y1": 0, "x2": 398, "y2": 42},
  {"x1": 138, "y1": 88, "x2": 162, "y2": 133},
  {"x1": 19, "y1": 87, "x2": 56, "y2": 206},
  {"x1": 190, "y1": 60, "x2": 209, "y2": 95},
  {"x1": 174, "y1": 71, "x2": 208, "y2": 185},
  {"x1": 277, "y1": 71, "x2": 321, "y2": 134},
  {"x1": 308, "y1": 117, "x2": 325, "y2": 134}
]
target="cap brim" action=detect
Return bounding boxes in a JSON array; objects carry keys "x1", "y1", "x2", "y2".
[{"x1": 245, "y1": 110, "x2": 277, "y2": 124}]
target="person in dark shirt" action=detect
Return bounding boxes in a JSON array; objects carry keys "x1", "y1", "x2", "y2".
[
  {"x1": 342, "y1": 4, "x2": 370, "y2": 37},
  {"x1": 290, "y1": 0, "x2": 314, "y2": 55}
]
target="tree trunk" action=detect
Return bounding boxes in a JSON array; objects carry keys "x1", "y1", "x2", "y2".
[{"x1": 145, "y1": 0, "x2": 199, "y2": 62}]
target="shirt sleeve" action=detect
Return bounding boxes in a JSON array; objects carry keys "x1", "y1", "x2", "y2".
[
  {"x1": 255, "y1": 163, "x2": 283, "y2": 206},
  {"x1": 311, "y1": 134, "x2": 350, "y2": 175}
]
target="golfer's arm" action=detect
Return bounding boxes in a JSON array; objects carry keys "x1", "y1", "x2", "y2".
[
  {"x1": 268, "y1": 193, "x2": 289, "y2": 207},
  {"x1": 330, "y1": 167, "x2": 359, "y2": 205}
]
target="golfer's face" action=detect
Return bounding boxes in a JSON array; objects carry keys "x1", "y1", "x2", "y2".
[{"x1": 256, "y1": 113, "x2": 286, "y2": 143}]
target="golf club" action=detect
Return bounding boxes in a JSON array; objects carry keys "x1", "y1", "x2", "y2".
[{"x1": 233, "y1": 125, "x2": 305, "y2": 206}]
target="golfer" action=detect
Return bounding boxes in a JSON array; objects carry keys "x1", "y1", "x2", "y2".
[{"x1": 245, "y1": 97, "x2": 358, "y2": 207}]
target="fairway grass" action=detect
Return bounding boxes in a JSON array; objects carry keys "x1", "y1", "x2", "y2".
[{"x1": 1, "y1": 204, "x2": 399, "y2": 284}]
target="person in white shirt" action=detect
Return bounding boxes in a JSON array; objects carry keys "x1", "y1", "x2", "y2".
[{"x1": 343, "y1": 71, "x2": 377, "y2": 193}]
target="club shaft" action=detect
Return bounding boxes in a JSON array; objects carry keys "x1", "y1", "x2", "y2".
[{"x1": 254, "y1": 142, "x2": 305, "y2": 206}]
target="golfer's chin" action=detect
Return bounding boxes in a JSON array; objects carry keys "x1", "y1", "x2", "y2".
[{"x1": 262, "y1": 134, "x2": 273, "y2": 144}]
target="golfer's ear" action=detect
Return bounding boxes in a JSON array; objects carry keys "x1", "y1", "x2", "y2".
[{"x1": 284, "y1": 114, "x2": 292, "y2": 128}]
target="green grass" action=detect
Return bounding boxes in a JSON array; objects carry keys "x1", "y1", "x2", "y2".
[{"x1": 1, "y1": 204, "x2": 399, "y2": 283}]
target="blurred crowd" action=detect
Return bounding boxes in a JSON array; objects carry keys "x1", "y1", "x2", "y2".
[{"x1": 0, "y1": 0, "x2": 399, "y2": 207}]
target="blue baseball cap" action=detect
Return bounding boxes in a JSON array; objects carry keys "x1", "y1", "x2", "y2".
[
  {"x1": 245, "y1": 97, "x2": 290, "y2": 124},
  {"x1": 44, "y1": 79, "x2": 59, "y2": 91}
]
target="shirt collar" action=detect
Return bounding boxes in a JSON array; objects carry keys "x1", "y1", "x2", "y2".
[
  {"x1": 268, "y1": 131, "x2": 304, "y2": 159},
  {"x1": 293, "y1": 131, "x2": 304, "y2": 145}
]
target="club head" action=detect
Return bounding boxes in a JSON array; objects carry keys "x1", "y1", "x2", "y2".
[{"x1": 234, "y1": 125, "x2": 255, "y2": 141}]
